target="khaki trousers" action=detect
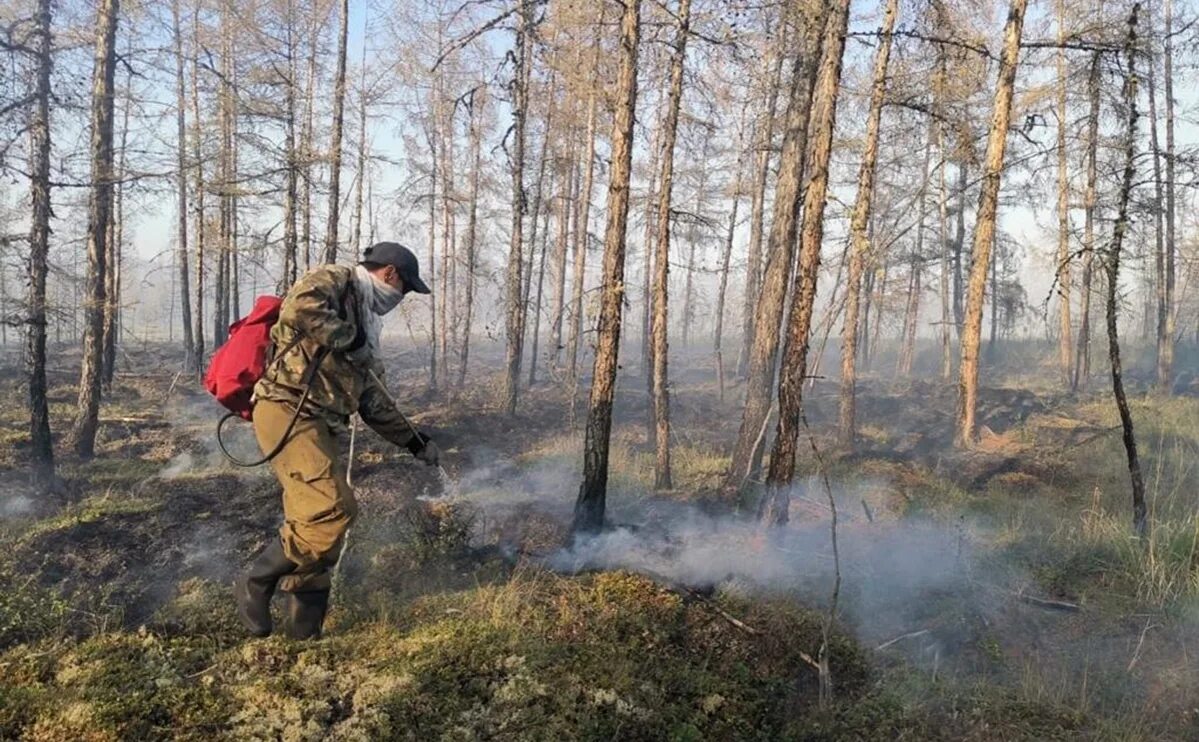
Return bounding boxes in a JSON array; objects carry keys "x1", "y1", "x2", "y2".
[{"x1": 252, "y1": 398, "x2": 357, "y2": 592}]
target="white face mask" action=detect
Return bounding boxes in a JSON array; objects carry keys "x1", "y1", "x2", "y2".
[{"x1": 367, "y1": 272, "x2": 405, "y2": 315}]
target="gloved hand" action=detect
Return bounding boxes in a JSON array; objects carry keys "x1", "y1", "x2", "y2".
[{"x1": 406, "y1": 432, "x2": 441, "y2": 467}]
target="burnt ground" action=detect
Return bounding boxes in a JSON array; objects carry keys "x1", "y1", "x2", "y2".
[{"x1": 0, "y1": 342, "x2": 1196, "y2": 739}]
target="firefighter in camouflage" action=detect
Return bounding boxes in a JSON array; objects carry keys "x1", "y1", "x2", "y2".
[{"x1": 235, "y1": 242, "x2": 440, "y2": 640}]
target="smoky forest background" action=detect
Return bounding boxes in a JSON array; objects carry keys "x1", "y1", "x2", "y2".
[{"x1": 1, "y1": 0, "x2": 1199, "y2": 738}]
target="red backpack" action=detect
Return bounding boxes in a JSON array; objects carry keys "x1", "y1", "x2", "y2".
[{"x1": 204, "y1": 295, "x2": 285, "y2": 420}]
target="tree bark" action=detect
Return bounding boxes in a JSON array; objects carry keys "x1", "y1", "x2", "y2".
[
  {"x1": 1108, "y1": 3, "x2": 1147, "y2": 537},
  {"x1": 503, "y1": 0, "x2": 533, "y2": 414},
  {"x1": 838, "y1": 0, "x2": 897, "y2": 447},
  {"x1": 573, "y1": 0, "x2": 641, "y2": 536},
  {"x1": 1054, "y1": 0, "x2": 1072, "y2": 387},
  {"x1": 1073, "y1": 51, "x2": 1100, "y2": 391},
  {"x1": 715, "y1": 120, "x2": 748, "y2": 404},
  {"x1": 761, "y1": 0, "x2": 851, "y2": 525},
  {"x1": 172, "y1": 0, "x2": 194, "y2": 369},
  {"x1": 648, "y1": 0, "x2": 692, "y2": 492},
  {"x1": 192, "y1": 7, "x2": 208, "y2": 373},
  {"x1": 722, "y1": 5, "x2": 824, "y2": 498},
  {"x1": 26, "y1": 0, "x2": 55, "y2": 490},
  {"x1": 103, "y1": 64, "x2": 130, "y2": 389},
  {"x1": 568, "y1": 24, "x2": 602, "y2": 413},
  {"x1": 71, "y1": 0, "x2": 120, "y2": 459},
  {"x1": 458, "y1": 94, "x2": 483, "y2": 389},
  {"x1": 324, "y1": 0, "x2": 350, "y2": 263},
  {"x1": 738, "y1": 40, "x2": 785, "y2": 378},
  {"x1": 955, "y1": 0, "x2": 1029, "y2": 448}
]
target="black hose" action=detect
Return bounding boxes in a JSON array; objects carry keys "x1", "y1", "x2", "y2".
[{"x1": 216, "y1": 346, "x2": 328, "y2": 467}]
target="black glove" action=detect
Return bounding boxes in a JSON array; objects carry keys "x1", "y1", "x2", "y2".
[{"x1": 406, "y1": 432, "x2": 440, "y2": 467}]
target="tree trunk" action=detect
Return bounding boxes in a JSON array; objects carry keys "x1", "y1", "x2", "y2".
[
  {"x1": 281, "y1": 0, "x2": 300, "y2": 290},
  {"x1": 952, "y1": 160, "x2": 966, "y2": 334},
  {"x1": 351, "y1": 30, "x2": 369, "y2": 258},
  {"x1": 503, "y1": 0, "x2": 533, "y2": 414},
  {"x1": 103, "y1": 65, "x2": 130, "y2": 390},
  {"x1": 1073, "y1": 51, "x2": 1100, "y2": 391},
  {"x1": 27, "y1": 0, "x2": 55, "y2": 491},
  {"x1": 680, "y1": 134, "x2": 710, "y2": 349},
  {"x1": 528, "y1": 177, "x2": 553, "y2": 386},
  {"x1": 896, "y1": 259, "x2": 921, "y2": 377},
  {"x1": 568, "y1": 26, "x2": 602, "y2": 413},
  {"x1": 573, "y1": 0, "x2": 641, "y2": 536},
  {"x1": 738, "y1": 42, "x2": 785, "y2": 378},
  {"x1": 1054, "y1": 0, "x2": 1072, "y2": 387},
  {"x1": 172, "y1": 0, "x2": 194, "y2": 369},
  {"x1": 426, "y1": 125, "x2": 438, "y2": 390},
  {"x1": 1108, "y1": 3, "x2": 1147, "y2": 537},
  {"x1": 192, "y1": 7, "x2": 208, "y2": 373},
  {"x1": 458, "y1": 95, "x2": 482, "y2": 389},
  {"x1": 838, "y1": 0, "x2": 897, "y2": 447},
  {"x1": 722, "y1": 6, "x2": 824, "y2": 498},
  {"x1": 548, "y1": 137, "x2": 577, "y2": 375},
  {"x1": 324, "y1": 0, "x2": 350, "y2": 263},
  {"x1": 648, "y1": 0, "x2": 692, "y2": 492},
  {"x1": 761, "y1": 0, "x2": 850, "y2": 525},
  {"x1": 715, "y1": 122, "x2": 748, "y2": 404},
  {"x1": 71, "y1": 0, "x2": 120, "y2": 459},
  {"x1": 955, "y1": 0, "x2": 1029, "y2": 448}
]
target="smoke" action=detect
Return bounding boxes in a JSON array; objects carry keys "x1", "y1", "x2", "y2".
[
  {"x1": 433, "y1": 449, "x2": 986, "y2": 646},
  {"x1": 0, "y1": 493, "x2": 33, "y2": 519}
]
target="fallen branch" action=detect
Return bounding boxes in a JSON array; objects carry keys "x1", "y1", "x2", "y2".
[
  {"x1": 874, "y1": 628, "x2": 931, "y2": 651},
  {"x1": 1016, "y1": 591, "x2": 1080, "y2": 612}
]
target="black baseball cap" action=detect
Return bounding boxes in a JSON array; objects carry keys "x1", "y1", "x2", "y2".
[{"x1": 362, "y1": 242, "x2": 431, "y2": 294}]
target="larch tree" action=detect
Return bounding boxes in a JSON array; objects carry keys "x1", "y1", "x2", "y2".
[
  {"x1": 648, "y1": 0, "x2": 693, "y2": 492},
  {"x1": 503, "y1": 0, "x2": 534, "y2": 415},
  {"x1": 760, "y1": 0, "x2": 850, "y2": 525},
  {"x1": 70, "y1": 0, "x2": 121, "y2": 459},
  {"x1": 324, "y1": 0, "x2": 350, "y2": 264},
  {"x1": 573, "y1": 0, "x2": 641, "y2": 536},
  {"x1": 955, "y1": 0, "x2": 1029, "y2": 448},
  {"x1": 722, "y1": 0, "x2": 824, "y2": 498},
  {"x1": 837, "y1": 0, "x2": 897, "y2": 448}
]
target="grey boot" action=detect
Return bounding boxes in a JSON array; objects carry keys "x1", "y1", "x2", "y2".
[
  {"x1": 283, "y1": 588, "x2": 330, "y2": 640},
  {"x1": 234, "y1": 540, "x2": 296, "y2": 637}
]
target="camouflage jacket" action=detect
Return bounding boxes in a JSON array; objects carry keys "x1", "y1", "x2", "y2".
[{"x1": 253, "y1": 265, "x2": 416, "y2": 449}]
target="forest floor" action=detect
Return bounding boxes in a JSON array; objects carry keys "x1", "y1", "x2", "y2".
[{"x1": 0, "y1": 343, "x2": 1197, "y2": 740}]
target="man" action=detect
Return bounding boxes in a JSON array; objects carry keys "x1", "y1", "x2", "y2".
[{"x1": 235, "y1": 242, "x2": 441, "y2": 640}]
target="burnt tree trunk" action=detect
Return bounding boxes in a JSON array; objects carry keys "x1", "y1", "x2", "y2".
[
  {"x1": 1055, "y1": 0, "x2": 1072, "y2": 387},
  {"x1": 172, "y1": 0, "x2": 194, "y2": 369},
  {"x1": 26, "y1": 0, "x2": 55, "y2": 491},
  {"x1": 573, "y1": 0, "x2": 641, "y2": 535},
  {"x1": 837, "y1": 0, "x2": 897, "y2": 447},
  {"x1": 761, "y1": 0, "x2": 850, "y2": 525},
  {"x1": 503, "y1": 0, "x2": 533, "y2": 414},
  {"x1": 649, "y1": 0, "x2": 692, "y2": 492},
  {"x1": 722, "y1": 6, "x2": 824, "y2": 498},
  {"x1": 955, "y1": 0, "x2": 1029, "y2": 448},
  {"x1": 1073, "y1": 52, "x2": 1100, "y2": 391},
  {"x1": 71, "y1": 0, "x2": 120, "y2": 459},
  {"x1": 324, "y1": 0, "x2": 350, "y2": 263},
  {"x1": 1108, "y1": 3, "x2": 1147, "y2": 537}
]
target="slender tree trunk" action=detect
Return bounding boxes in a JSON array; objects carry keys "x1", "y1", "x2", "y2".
[
  {"x1": 761, "y1": 0, "x2": 850, "y2": 525},
  {"x1": 955, "y1": 0, "x2": 1029, "y2": 448},
  {"x1": 548, "y1": 137, "x2": 577, "y2": 375},
  {"x1": 1108, "y1": 3, "x2": 1147, "y2": 537},
  {"x1": 458, "y1": 97, "x2": 482, "y2": 389},
  {"x1": 952, "y1": 161, "x2": 967, "y2": 333},
  {"x1": 504, "y1": 0, "x2": 533, "y2": 414},
  {"x1": 681, "y1": 134, "x2": 710, "y2": 349},
  {"x1": 1073, "y1": 51, "x2": 1100, "y2": 391},
  {"x1": 722, "y1": 7, "x2": 824, "y2": 497},
  {"x1": 192, "y1": 7, "x2": 209, "y2": 373},
  {"x1": 172, "y1": 0, "x2": 194, "y2": 368},
  {"x1": 1055, "y1": 0, "x2": 1073, "y2": 387},
  {"x1": 648, "y1": 0, "x2": 692, "y2": 492},
  {"x1": 838, "y1": 0, "x2": 897, "y2": 447},
  {"x1": 528, "y1": 177, "x2": 553, "y2": 385},
  {"x1": 71, "y1": 0, "x2": 120, "y2": 459},
  {"x1": 1155, "y1": 0, "x2": 1175, "y2": 390},
  {"x1": 568, "y1": 27, "x2": 602, "y2": 412},
  {"x1": 426, "y1": 125, "x2": 438, "y2": 390},
  {"x1": 896, "y1": 259, "x2": 921, "y2": 377},
  {"x1": 27, "y1": 0, "x2": 55, "y2": 491},
  {"x1": 715, "y1": 122, "x2": 748, "y2": 404},
  {"x1": 574, "y1": 0, "x2": 641, "y2": 535},
  {"x1": 103, "y1": 65, "x2": 130, "y2": 389},
  {"x1": 281, "y1": 0, "x2": 300, "y2": 289},
  {"x1": 738, "y1": 43, "x2": 785, "y2": 378},
  {"x1": 640, "y1": 112, "x2": 663, "y2": 376},
  {"x1": 324, "y1": 0, "x2": 350, "y2": 263},
  {"x1": 351, "y1": 30, "x2": 369, "y2": 258}
]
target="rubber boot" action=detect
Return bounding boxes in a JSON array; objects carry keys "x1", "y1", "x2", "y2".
[
  {"x1": 283, "y1": 589, "x2": 330, "y2": 640},
  {"x1": 235, "y1": 540, "x2": 296, "y2": 637}
]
